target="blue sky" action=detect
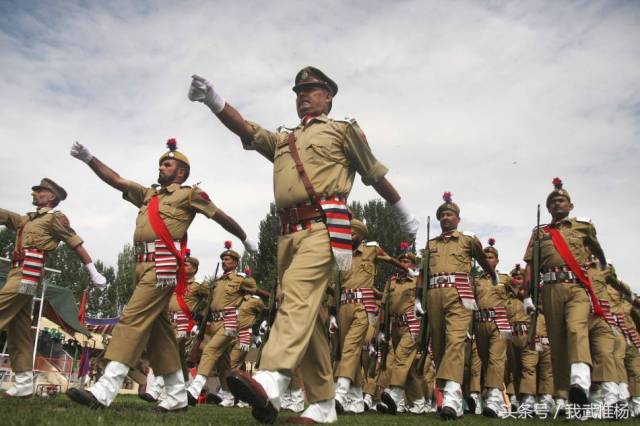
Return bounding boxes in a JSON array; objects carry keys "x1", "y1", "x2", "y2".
[{"x1": 1, "y1": 0, "x2": 639, "y2": 289}]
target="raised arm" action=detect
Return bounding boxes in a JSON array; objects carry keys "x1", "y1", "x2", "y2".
[
  {"x1": 188, "y1": 75, "x2": 254, "y2": 142},
  {"x1": 211, "y1": 209, "x2": 257, "y2": 252},
  {"x1": 71, "y1": 142, "x2": 129, "y2": 192}
]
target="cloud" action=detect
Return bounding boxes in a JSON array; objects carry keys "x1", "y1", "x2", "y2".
[{"x1": 1, "y1": 0, "x2": 639, "y2": 291}]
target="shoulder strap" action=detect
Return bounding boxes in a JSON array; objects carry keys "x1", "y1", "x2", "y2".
[{"x1": 287, "y1": 132, "x2": 320, "y2": 204}]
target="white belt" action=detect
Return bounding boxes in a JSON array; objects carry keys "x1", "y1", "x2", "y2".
[{"x1": 541, "y1": 270, "x2": 578, "y2": 283}]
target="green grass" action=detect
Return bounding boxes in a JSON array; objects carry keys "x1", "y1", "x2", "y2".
[{"x1": 0, "y1": 395, "x2": 629, "y2": 425}]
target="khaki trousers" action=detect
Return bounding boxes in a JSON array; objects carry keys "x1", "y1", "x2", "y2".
[
  {"x1": 230, "y1": 344, "x2": 249, "y2": 371},
  {"x1": 105, "y1": 261, "x2": 180, "y2": 375},
  {"x1": 467, "y1": 339, "x2": 481, "y2": 394},
  {"x1": 542, "y1": 282, "x2": 591, "y2": 394},
  {"x1": 334, "y1": 303, "x2": 368, "y2": 383},
  {"x1": 389, "y1": 324, "x2": 422, "y2": 402},
  {"x1": 260, "y1": 222, "x2": 334, "y2": 403},
  {"x1": 422, "y1": 353, "x2": 436, "y2": 400},
  {"x1": 0, "y1": 268, "x2": 33, "y2": 372},
  {"x1": 588, "y1": 315, "x2": 616, "y2": 382},
  {"x1": 612, "y1": 331, "x2": 627, "y2": 383},
  {"x1": 514, "y1": 345, "x2": 538, "y2": 395},
  {"x1": 197, "y1": 321, "x2": 235, "y2": 377},
  {"x1": 625, "y1": 342, "x2": 640, "y2": 396},
  {"x1": 360, "y1": 324, "x2": 377, "y2": 395},
  {"x1": 476, "y1": 322, "x2": 506, "y2": 390},
  {"x1": 537, "y1": 344, "x2": 554, "y2": 396},
  {"x1": 427, "y1": 287, "x2": 472, "y2": 385}
]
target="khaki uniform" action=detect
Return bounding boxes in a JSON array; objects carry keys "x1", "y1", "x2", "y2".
[
  {"x1": 622, "y1": 299, "x2": 640, "y2": 397},
  {"x1": 0, "y1": 207, "x2": 83, "y2": 372},
  {"x1": 474, "y1": 273, "x2": 510, "y2": 390},
  {"x1": 105, "y1": 181, "x2": 218, "y2": 375},
  {"x1": 524, "y1": 217, "x2": 604, "y2": 395},
  {"x1": 606, "y1": 286, "x2": 628, "y2": 384},
  {"x1": 245, "y1": 114, "x2": 387, "y2": 403},
  {"x1": 195, "y1": 271, "x2": 255, "y2": 379},
  {"x1": 425, "y1": 230, "x2": 486, "y2": 385},
  {"x1": 535, "y1": 313, "x2": 554, "y2": 396},
  {"x1": 335, "y1": 241, "x2": 389, "y2": 384},
  {"x1": 587, "y1": 265, "x2": 617, "y2": 384},
  {"x1": 381, "y1": 274, "x2": 421, "y2": 394},
  {"x1": 504, "y1": 290, "x2": 537, "y2": 397},
  {"x1": 168, "y1": 278, "x2": 205, "y2": 378},
  {"x1": 229, "y1": 295, "x2": 265, "y2": 370}
]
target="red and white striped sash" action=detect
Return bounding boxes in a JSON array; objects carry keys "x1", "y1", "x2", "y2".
[
  {"x1": 238, "y1": 328, "x2": 252, "y2": 351},
  {"x1": 340, "y1": 288, "x2": 378, "y2": 315},
  {"x1": 154, "y1": 239, "x2": 178, "y2": 288},
  {"x1": 319, "y1": 195, "x2": 351, "y2": 271},
  {"x1": 598, "y1": 299, "x2": 619, "y2": 334},
  {"x1": 172, "y1": 311, "x2": 190, "y2": 337},
  {"x1": 19, "y1": 248, "x2": 45, "y2": 295},
  {"x1": 616, "y1": 314, "x2": 640, "y2": 352},
  {"x1": 493, "y1": 307, "x2": 512, "y2": 339},
  {"x1": 429, "y1": 272, "x2": 477, "y2": 310},
  {"x1": 223, "y1": 306, "x2": 238, "y2": 337}
]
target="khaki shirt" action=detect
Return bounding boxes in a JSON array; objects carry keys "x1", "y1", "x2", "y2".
[
  {"x1": 475, "y1": 272, "x2": 510, "y2": 311},
  {"x1": 503, "y1": 280, "x2": 529, "y2": 323},
  {"x1": 168, "y1": 278, "x2": 205, "y2": 313},
  {"x1": 536, "y1": 313, "x2": 548, "y2": 338},
  {"x1": 342, "y1": 241, "x2": 391, "y2": 290},
  {"x1": 523, "y1": 218, "x2": 603, "y2": 269},
  {"x1": 199, "y1": 271, "x2": 256, "y2": 312},
  {"x1": 243, "y1": 114, "x2": 388, "y2": 209},
  {"x1": 383, "y1": 275, "x2": 417, "y2": 315},
  {"x1": 237, "y1": 295, "x2": 266, "y2": 330},
  {"x1": 606, "y1": 286, "x2": 624, "y2": 316},
  {"x1": 122, "y1": 182, "x2": 218, "y2": 243},
  {"x1": 0, "y1": 207, "x2": 83, "y2": 252},
  {"x1": 425, "y1": 230, "x2": 485, "y2": 275},
  {"x1": 587, "y1": 264, "x2": 614, "y2": 301}
]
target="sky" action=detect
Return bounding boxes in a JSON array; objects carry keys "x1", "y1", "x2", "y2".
[{"x1": 1, "y1": 0, "x2": 639, "y2": 291}]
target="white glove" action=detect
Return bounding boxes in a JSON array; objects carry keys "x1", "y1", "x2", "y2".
[
  {"x1": 390, "y1": 199, "x2": 419, "y2": 236},
  {"x1": 329, "y1": 315, "x2": 338, "y2": 334},
  {"x1": 86, "y1": 262, "x2": 107, "y2": 288},
  {"x1": 242, "y1": 237, "x2": 258, "y2": 253},
  {"x1": 188, "y1": 74, "x2": 226, "y2": 114},
  {"x1": 377, "y1": 332, "x2": 386, "y2": 345},
  {"x1": 70, "y1": 142, "x2": 93, "y2": 164},
  {"x1": 408, "y1": 268, "x2": 419, "y2": 278},
  {"x1": 414, "y1": 298, "x2": 425, "y2": 317},
  {"x1": 523, "y1": 297, "x2": 535, "y2": 314},
  {"x1": 255, "y1": 335, "x2": 263, "y2": 347},
  {"x1": 259, "y1": 320, "x2": 269, "y2": 335}
]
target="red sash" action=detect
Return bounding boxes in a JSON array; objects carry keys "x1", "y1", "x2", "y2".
[
  {"x1": 544, "y1": 225, "x2": 604, "y2": 317},
  {"x1": 147, "y1": 195, "x2": 194, "y2": 330}
]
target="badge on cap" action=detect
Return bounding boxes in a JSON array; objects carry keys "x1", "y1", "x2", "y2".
[{"x1": 300, "y1": 70, "x2": 309, "y2": 80}]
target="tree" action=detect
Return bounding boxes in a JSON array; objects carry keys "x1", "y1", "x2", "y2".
[
  {"x1": 103, "y1": 244, "x2": 135, "y2": 316},
  {"x1": 0, "y1": 227, "x2": 16, "y2": 258},
  {"x1": 253, "y1": 203, "x2": 279, "y2": 290}
]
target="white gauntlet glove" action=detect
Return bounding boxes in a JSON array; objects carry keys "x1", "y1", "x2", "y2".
[
  {"x1": 86, "y1": 262, "x2": 107, "y2": 288},
  {"x1": 414, "y1": 298, "x2": 425, "y2": 317},
  {"x1": 523, "y1": 297, "x2": 535, "y2": 314},
  {"x1": 188, "y1": 74, "x2": 226, "y2": 114},
  {"x1": 390, "y1": 199, "x2": 419, "y2": 236},
  {"x1": 377, "y1": 332, "x2": 386, "y2": 345},
  {"x1": 329, "y1": 315, "x2": 338, "y2": 334},
  {"x1": 242, "y1": 237, "x2": 258, "y2": 253},
  {"x1": 70, "y1": 142, "x2": 93, "y2": 164},
  {"x1": 408, "y1": 268, "x2": 419, "y2": 278},
  {"x1": 259, "y1": 320, "x2": 269, "y2": 335}
]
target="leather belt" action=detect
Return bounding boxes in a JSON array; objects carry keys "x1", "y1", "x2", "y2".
[
  {"x1": 474, "y1": 309, "x2": 497, "y2": 322},
  {"x1": 341, "y1": 289, "x2": 364, "y2": 303},
  {"x1": 541, "y1": 267, "x2": 579, "y2": 284},
  {"x1": 134, "y1": 240, "x2": 181, "y2": 262},
  {"x1": 210, "y1": 310, "x2": 224, "y2": 322},
  {"x1": 278, "y1": 204, "x2": 323, "y2": 225},
  {"x1": 512, "y1": 322, "x2": 529, "y2": 334},
  {"x1": 428, "y1": 272, "x2": 469, "y2": 288}
]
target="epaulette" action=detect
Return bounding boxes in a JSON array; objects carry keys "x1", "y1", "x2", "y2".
[
  {"x1": 48, "y1": 210, "x2": 59, "y2": 214},
  {"x1": 251, "y1": 295, "x2": 261, "y2": 300},
  {"x1": 575, "y1": 217, "x2": 592, "y2": 224},
  {"x1": 237, "y1": 272, "x2": 247, "y2": 278},
  {"x1": 333, "y1": 117, "x2": 357, "y2": 124},
  {"x1": 151, "y1": 183, "x2": 160, "y2": 189},
  {"x1": 365, "y1": 241, "x2": 379, "y2": 247},
  {"x1": 462, "y1": 231, "x2": 476, "y2": 237},
  {"x1": 277, "y1": 125, "x2": 295, "y2": 132}
]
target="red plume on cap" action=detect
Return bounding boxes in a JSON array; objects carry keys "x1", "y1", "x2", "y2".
[
  {"x1": 167, "y1": 138, "x2": 177, "y2": 152},
  {"x1": 515, "y1": 263, "x2": 521, "y2": 270},
  {"x1": 399, "y1": 241, "x2": 410, "y2": 252},
  {"x1": 442, "y1": 191, "x2": 452, "y2": 203},
  {"x1": 552, "y1": 177, "x2": 563, "y2": 189},
  {"x1": 244, "y1": 267, "x2": 252, "y2": 277},
  {"x1": 185, "y1": 248, "x2": 191, "y2": 257},
  {"x1": 488, "y1": 238, "x2": 496, "y2": 247},
  {"x1": 224, "y1": 240, "x2": 232, "y2": 249}
]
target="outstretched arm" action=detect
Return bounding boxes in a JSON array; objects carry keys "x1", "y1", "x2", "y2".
[
  {"x1": 73, "y1": 244, "x2": 107, "y2": 287},
  {"x1": 71, "y1": 142, "x2": 129, "y2": 192},
  {"x1": 211, "y1": 209, "x2": 257, "y2": 252},
  {"x1": 188, "y1": 75, "x2": 254, "y2": 142}
]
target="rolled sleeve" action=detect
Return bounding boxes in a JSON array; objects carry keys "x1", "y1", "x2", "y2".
[
  {"x1": 189, "y1": 187, "x2": 219, "y2": 219},
  {"x1": 342, "y1": 122, "x2": 388, "y2": 185},
  {"x1": 51, "y1": 212, "x2": 84, "y2": 248},
  {"x1": 241, "y1": 121, "x2": 278, "y2": 162},
  {"x1": 0, "y1": 208, "x2": 27, "y2": 230},
  {"x1": 121, "y1": 180, "x2": 148, "y2": 208}
]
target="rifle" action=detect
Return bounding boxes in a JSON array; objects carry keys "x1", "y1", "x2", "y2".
[
  {"x1": 463, "y1": 260, "x2": 478, "y2": 393},
  {"x1": 255, "y1": 278, "x2": 278, "y2": 369},
  {"x1": 380, "y1": 277, "x2": 392, "y2": 371},
  {"x1": 527, "y1": 204, "x2": 542, "y2": 346},
  {"x1": 332, "y1": 271, "x2": 343, "y2": 361},
  {"x1": 189, "y1": 261, "x2": 219, "y2": 366},
  {"x1": 415, "y1": 216, "x2": 431, "y2": 373}
]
